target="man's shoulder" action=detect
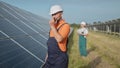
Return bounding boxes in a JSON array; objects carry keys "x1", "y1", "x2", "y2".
[
  {"x1": 63, "y1": 23, "x2": 70, "y2": 29},
  {"x1": 61, "y1": 20, "x2": 70, "y2": 26}
]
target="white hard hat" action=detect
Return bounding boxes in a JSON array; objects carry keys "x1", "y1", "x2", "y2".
[
  {"x1": 81, "y1": 21, "x2": 86, "y2": 25},
  {"x1": 50, "y1": 5, "x2": 63, "y2": 15}
]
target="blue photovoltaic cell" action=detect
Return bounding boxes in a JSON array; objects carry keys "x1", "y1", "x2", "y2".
[
  {"x1": 0, "y1": 32, "x2": 43, "y2": 68},
  {"x1": 13, "y1": 36, "x2": 47, "y2": 60},
  {"x1": 0, "y1": 2, "x2": 49, "y2": 34},
  {"x1": 0, "y1": 4, "x2": 49, "y2": 38},
  {"x1": 0, "y1": 18, "x2": 26, "y2": 37},
  {"x1": 0, "y1": 1, "x2": 49, "y2": 68}
]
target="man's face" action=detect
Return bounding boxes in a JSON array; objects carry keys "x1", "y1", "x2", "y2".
[{"x1": 52, "y1": 12, "x2": 62, "y2": 21}]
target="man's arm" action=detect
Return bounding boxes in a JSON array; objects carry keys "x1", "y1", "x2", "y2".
[
  {"x1": 49, "y1": 19, "x2": 63, "y2": 42},
  {"x1": 51, "y1": 27, "x2": 63, "y2": 42}
]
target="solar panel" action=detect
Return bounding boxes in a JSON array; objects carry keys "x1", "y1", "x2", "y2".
[{"x1": 0, "y1": 1, "x2": 49, "y2": 68}]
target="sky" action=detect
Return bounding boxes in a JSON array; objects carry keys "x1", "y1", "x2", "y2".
[{"x1": 0, "y1": 0, "x2": 120, "y2": 24}]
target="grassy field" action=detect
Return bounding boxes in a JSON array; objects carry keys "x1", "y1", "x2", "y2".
[{"x1": 68, "y1": 27, "x2": 120, "y2": 68}]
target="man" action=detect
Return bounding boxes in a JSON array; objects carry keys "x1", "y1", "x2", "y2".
[
  {"x1": 77, "y1": 21, "x2": 88, "y2": 57},
  {"x1": 44, "y1": 5, "x2": 70, "y2": 68}
]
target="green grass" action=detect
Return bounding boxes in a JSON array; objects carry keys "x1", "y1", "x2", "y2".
[
  {"x1": 68, "y1": 27, "x2": 120, "y2": 68},
  {"x1": 68, "y1": 27, "x2": 89, "y2": 68}
]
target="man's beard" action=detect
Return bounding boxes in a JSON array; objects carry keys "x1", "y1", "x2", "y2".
[{"x1": 54, "y1": 17, "x2": 62, "y2": 24}]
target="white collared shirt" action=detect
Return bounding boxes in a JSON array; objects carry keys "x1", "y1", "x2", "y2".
[{"x1": 77, "y1": 28, "x2": 88, "y2": 35}]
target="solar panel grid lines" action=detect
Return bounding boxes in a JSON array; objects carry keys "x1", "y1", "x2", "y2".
[
  {"x1": 0, "y1": 31, "x2": 47, "y2": 42},
  {"x1": 0, "y1": 49, "x2": 27, "y2": 65},
  {"x1": 1, "y1": 1, "x2": 49, "y2": 35},
  {"x1": 0, "y1": 13, "x2": 47, "y2": 58},
  {"x1": 0, "y1": 30, "x2": 45, "y2": 63},
  {"x1": 0, "y1": 13, "x2": 47, "y2": 49},
  {"x1": 0, "y1": 37, "x2": 43, "y2": 68},
  {"x1": 2, "y1": 2, "x2": 49, "y2": 36},
  {"x1": 0, "y1": 10, "x2": 48, "y2": 47},
  {"x1": 12, "y1": 56, "x2": 41, "y2": 68},
  {"x1": 0, "y1": 5, "x2": 49, "y2": 40},
  {"x1": 0, "y1": 18, "x2": 28, "y2": 40},
  {"x1": 0, "y1": 1, "x2": 48, "y2": 23},
  {"x1": 0, "y1": 2, "x2": 48, "y2": 35},
  {"x1": 0, "y1": 1, "x2": 49, "y2": 68},
  {"x1": 12, "y1": 57, "x2": 42, "y2": 68},
  {"x1": 0, "y1": 46, "x2": 22, "y2": 57},
  {"x1": 0, "y1": 15, "x2": 47, "y2": 57},
  {"x1": 12, "y1": 55, "x2": 33, "y2": 68},
  {"x1": 1, "y1": 6, "x2": 48, "y2": 40}
]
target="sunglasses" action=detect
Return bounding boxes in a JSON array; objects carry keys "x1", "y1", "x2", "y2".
[{"x1": 52, "y1": 11, "x2": 63, "y2": 16}]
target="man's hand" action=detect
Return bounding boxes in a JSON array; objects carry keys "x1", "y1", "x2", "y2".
[
  {"x1": 49, "y1": 18, "x2": 63, "y2": 42},
  {"x1": 49, "y1": 18, "x2": 56, "y2": 29}
]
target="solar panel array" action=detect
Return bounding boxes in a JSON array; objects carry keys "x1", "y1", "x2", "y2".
[{"x1": 0, "y1": 1, "x2": 49, "y2": 68}]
